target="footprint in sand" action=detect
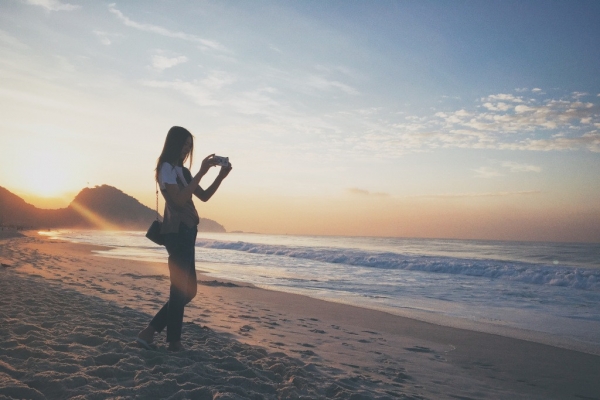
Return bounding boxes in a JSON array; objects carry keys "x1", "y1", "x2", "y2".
[
  {"x1": 291, "y1": 349, "x2": 317, "y2": 357},
  {"x1": 238, "y1": 314, "x2": 260, "y2": 320},
  {"x1": 404, "y1": 346, "x2": 433, "y2": 353},
  {"x1": 391, "y1": 370, "x2": 412, "y2": 384}
]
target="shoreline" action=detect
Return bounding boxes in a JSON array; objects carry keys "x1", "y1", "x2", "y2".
[
  {"x1": 237, "y1": 277, "x2": 600, "y2": 357},
  {"x1": 81, "y1": 229, "x2": 600, "y2": 356},
  {"x1": 1, "y1": 231, "x2": 599, "y2": 399}
]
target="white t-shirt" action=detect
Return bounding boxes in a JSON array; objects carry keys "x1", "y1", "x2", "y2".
[{"x1": 158, "y1": 162, "x2": 189, "y2": 190}]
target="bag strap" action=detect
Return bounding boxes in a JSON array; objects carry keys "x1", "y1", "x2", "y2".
[{"x1": 155, "y1": 181, "x2": 160, "y2": 221}]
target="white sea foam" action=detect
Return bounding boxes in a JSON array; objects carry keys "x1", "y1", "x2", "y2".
[{"x1": 193, "y1": 239, "x2": 600, "y2": 291}]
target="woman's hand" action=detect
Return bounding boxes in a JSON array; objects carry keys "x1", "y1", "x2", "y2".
[
  {"x1": 199, "y1": 154, "x2": 216, "y2": 177},
  {"x1": 217, "y1": 163, "x2": 232, "y2": 180},
  {"x1": 193, "y1": 161, "x2": 232, "y2": 202}
]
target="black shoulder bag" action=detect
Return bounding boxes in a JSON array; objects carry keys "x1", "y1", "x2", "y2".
[{"x1": 145, "y1": 182, "x2": 165, "y2": 245}]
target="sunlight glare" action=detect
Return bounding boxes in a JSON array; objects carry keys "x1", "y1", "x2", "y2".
[
  {"x1": 70, "y1": 201, "x2": 121, "y2": 231},
  {"x1": 23, "y1": 147, "x2": 73, "y2": 198}
]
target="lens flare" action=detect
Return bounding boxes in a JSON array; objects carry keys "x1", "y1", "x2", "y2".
[{"x1": 69, "y1": 201, "x2": 120, "y2": 231}]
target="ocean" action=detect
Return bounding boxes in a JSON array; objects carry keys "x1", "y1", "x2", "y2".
[{"x1": 40, "y1": 230, "x2": 600, "y2": 355}]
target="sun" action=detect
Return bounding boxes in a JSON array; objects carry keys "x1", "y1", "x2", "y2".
[{"x1": 22, "y1": 150, "x2": 73, "y2": 198}]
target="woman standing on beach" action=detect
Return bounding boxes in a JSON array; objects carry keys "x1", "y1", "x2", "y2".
[{"x1": 137, "y1": 126, "x2": 232, "y2": 352}]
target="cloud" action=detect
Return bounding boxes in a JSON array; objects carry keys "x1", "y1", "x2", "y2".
[
  {"x1": 572, "y1": 91, "x2": 588, "y2": 99},
  {"x1": 347, "y1": 188, "x2": 390, "y2": 197},
  {"x1": 424, "y1": 93, "x2": 600, "y2": 152},
  {"x1": 0, "y1": 87, "x2": 79, "y2": 111},
  {"x1": 322, "y1": 90, "x2": 600, "y2": 159},
  {"x1": 0, "y1": 29, "x2": 29, "y2": 49},
  {"x1": 23, "y1": 0, "x2": 80, "y2": 11},
  {"x1": 306, "y1": 75, "x2": 359, "y2": 95},
  {"x1": 142, "y1": 70, "x2": 239, "y2": 107},
  {"x1": 483, "y1": 102, "x2": 511, "y2": 111},
  {"x1": 504, "y1": 132, "x2": 600, "y2": 152},
  {"x1": 53, "y1": 55, "x2": 75, "y2": 73},
  {"x1": 108, "y1": 4, "x2": 227, "y2": 52},
  {"x1": 482, "y1": 93, "x2": 524, "y2": 103},
  {"x1": 348, "y1": 187, "x2": 369, "y2": 195},
  {"x1": 140, "y1": 65, "x2": 598, "y2": 157},
  {"x1": 473, "y1": 167, "x2": 503, "y2": 178},
  {"x1": 501, "y1": 161, "x2": 542, "y2": 173},
  {"x1": 93, "y1": 30, "x2": 122, "y2": 46},
  {"x1": 200, "y1": 70, "x2": 237, "y2": 90},
  {"x1": 141, "y1": 72, "x2": 304, "y2": 124},
  {"x1": 142, "y1": 79, "x2": 221, "y2": 107},
  {"x1": 268, "y1": 44, "x2": 283, "y2": 53},
  {"x1": 514, "y1": 104, "x2": 534, "y2": 113},
  {"x1": 142, "y1": 64, "x2": 351, "y2": 129},
  {"x1": 411, "y1": 190, "x2": 541, "y2": 198},
  {"x1": 151, "y1": 55, "x2": 188, "y2": 71},
  {"x1": 314, "y1": 64, "x2": 360, "y2": 79}
]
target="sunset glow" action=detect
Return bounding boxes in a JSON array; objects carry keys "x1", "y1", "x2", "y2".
[
  {"x1": 25, "y1": 150, "x2": 73, "y2": 198},
  {"x1": 1, "y1": 1, "x2": 599, "y2": 241}
]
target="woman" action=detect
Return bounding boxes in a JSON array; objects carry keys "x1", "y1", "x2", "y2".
[{"x1": 137, "y1": 126, "x2": 232, "y2": 352}]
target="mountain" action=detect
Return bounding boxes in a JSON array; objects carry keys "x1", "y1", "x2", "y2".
[
  {"x1": 69, "y1": 185, "x2": 157, "y2": 230},
  {"x1": 0, "y1": 185, "x2": 226, "y2": 232},
  {"x1": 0, "y1": 186, "x2": 68, "y2": 228}
]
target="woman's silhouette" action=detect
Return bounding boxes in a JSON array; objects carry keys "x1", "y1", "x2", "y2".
[{"x1": 137, "y1": 126, "x2": 231, "y2": 351}]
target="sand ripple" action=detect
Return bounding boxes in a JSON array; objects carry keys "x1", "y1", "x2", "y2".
[{"x1": 0, "y1": 270, "x2": 414, "y2": 399}]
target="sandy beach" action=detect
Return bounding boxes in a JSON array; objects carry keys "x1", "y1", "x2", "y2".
[{"x1": 1, "y1": 231, "x2": 599, "y2": 399}]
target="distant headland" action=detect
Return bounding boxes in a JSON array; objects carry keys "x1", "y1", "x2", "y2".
[{"x1": 0, "y1": 185, "x2": 226, "y2": 233}]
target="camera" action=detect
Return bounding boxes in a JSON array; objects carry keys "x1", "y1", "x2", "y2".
[{"x1": 213, "y1": 155, "x2": 230, "y2": 167}]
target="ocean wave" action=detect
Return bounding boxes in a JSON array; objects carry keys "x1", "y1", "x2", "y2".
[{"x1": 195, "y1": 239, "x2": 600, "y2": 291}]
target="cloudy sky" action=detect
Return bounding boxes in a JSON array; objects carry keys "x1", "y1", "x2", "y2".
[{"x1": 1, "y1": 0, "x2": 599, "y2": 241}]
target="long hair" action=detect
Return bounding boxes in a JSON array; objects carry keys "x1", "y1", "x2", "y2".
[{"x1": 155, "y1": 126, "x2": 194, "y2": 182}]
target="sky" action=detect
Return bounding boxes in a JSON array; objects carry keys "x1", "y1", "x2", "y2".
[{"x1": 1, "y1": 0, "x2": 600, "y2": 242}]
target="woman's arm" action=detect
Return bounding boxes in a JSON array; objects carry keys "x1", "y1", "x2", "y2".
[
  {"x1": 163, "y1": 155, "x2": 216, "y2": 207},
  {"x1": 194, "y1": 164, "x2": 232, "y2": 202}
]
